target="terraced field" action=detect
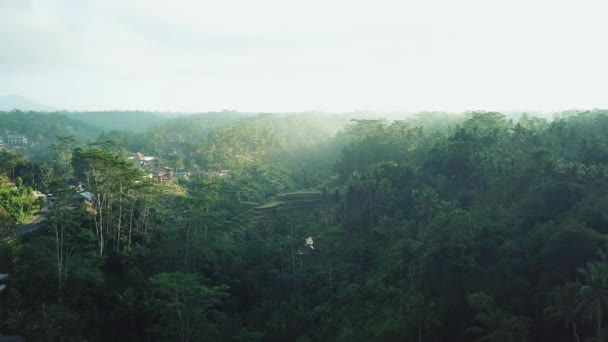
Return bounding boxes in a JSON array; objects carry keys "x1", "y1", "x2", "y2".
[{"x1": 219, "y1": 191, "x2": 333, "y2": 236}]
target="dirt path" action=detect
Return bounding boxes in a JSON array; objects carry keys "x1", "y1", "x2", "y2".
[{"x1": 0, "y1": 213, "x2": 45, "y2": 240}]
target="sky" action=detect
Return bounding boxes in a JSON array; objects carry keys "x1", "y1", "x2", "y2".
[{"x1": 1, "y1": 0, "x2": 607, "y2": 113}]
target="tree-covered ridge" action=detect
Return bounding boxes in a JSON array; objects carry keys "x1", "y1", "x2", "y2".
[
  {"x1": 3, "y1": 110, "x2": 608, "y2": 341},
  {"x1": 62, "y1": 111, "x2": 173, "y2": 132},
  {"x1": 0, "y1": 111, "x2": 102, "y2": 144}
]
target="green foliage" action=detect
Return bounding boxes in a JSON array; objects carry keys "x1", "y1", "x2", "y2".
[
  {"x1": 5, "y1": 110, "x2": 608, "y2": 341},
  {"x1": 0, "y1": 111, "x2": 101, "y2": 143},
  {"x1": 63, "y1": 111, "x2": 171, "y2": 132},
  {"x1": 0, "y1": 175, "x2": 38, "y2": 229},
  {"x1": 147, "y1": 272, "x2": 228, "y2": 341},
  {"x1": 466, "y1": 292, "x2": 530, "y2": 342}
]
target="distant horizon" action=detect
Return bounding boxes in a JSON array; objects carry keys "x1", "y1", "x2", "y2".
[{"x1": 0, "y1": 93, "x2": 602, "y2": 117}]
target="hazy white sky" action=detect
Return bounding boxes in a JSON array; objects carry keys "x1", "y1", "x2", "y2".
[{"x1": 1, "y1": 0, "x2": 607, "y2": 112}]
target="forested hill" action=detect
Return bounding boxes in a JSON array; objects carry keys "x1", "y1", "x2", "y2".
[
  {"x1": 4, "y1": 110, "x2": 608, "y2": 341},
  {"x1": 0, "y1": 111, "x2": 102, "y2": 143},
  {"x1": 62, "y1": 111, "x2": 175, "y2": 132},
  {"x1": 63, "y1": 110, "x2": 252, "y2": 132}
]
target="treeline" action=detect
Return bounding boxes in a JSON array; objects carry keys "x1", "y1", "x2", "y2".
[
  {"x1": 0, "y1": 111, "x2": 101, "y2": 144},
  {"x1": 2, "y1": 110, "x2": 608, "y2": 341},
  {"x1": 63, "y1": 111, "x2": 172, "y2": 132}
]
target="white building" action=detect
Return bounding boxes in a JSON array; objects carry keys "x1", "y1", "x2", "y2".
[
  {"x1": 6, "y1": 133, "x2": 27, "y2": 147},
  {"x1": 167, "y1": 132, "x2": 184, "y2": 144}
]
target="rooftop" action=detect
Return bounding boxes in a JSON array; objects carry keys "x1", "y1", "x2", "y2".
[{"x1": 71, "y1": 191, "x2": 95, "y2": 201}]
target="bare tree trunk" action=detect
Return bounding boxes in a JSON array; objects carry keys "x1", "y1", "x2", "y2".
[
  {"x1": 95, "y1": 194, "x2": 105, "y2": 257},
  {"x1": 53, "y1": 213, "x2": 63, "y2": 302},
  {"x1": 184, "y1": 219, "x2": 191, "y2": 269},
  {"x1": 280, "y1": 247, "x2": 285, "y2": 273},
  {"x1": 50, "y1": 207, "x2": 73, "y2": 303},
  {"x1": 597, "y1": 306, "x2": 602, "y2": 342},
  {"x1": 142, "y1": 202, "x2": 150, "y2": 234},
  {"x1": 116, "y1": 183, "x2": 123, "y2": 251},
  {"x1": 369, "y1": 190, "x2": 373, "y2": 226},
  {"x1": 573, "y1": 323, "x2": 581, "y2": 342},
  {"x1": 290, "y1": 225, "x2": 296, "y2": 273},
  {"x1": 204, "y1": 203, "x2": 210, "y2": 243},
  {"x1": 329, "y1": 260, "x2": 333, "y2": 292},
  {"x1": 128, "y1": 199, "x2": 135, "y2": 251},
  {"x1": 86, "y1": 170, "x2": 105, "y2": 257},
  {"x1": 106, "y1": 195, "x2": 112, "y2": 251}
]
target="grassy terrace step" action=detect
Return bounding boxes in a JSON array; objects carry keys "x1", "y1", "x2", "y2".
[
  {"x1": 282, "y1": 191, "x2": 322, "y2": 196},
  {"x1": 223, "y1": 191, "x2": 333, "y2": 234},
  {"x1": 254, "y1": 201, "x2": 285, "y2": 209},
  {"x1": 279, "y1": 192, "x2": 323, "y2": 200},
  {"x1": 239, "y1": 201, "x2": 260, "y2": 207},
  {"x1": 253, "y1": 199, "x2": 325, "y2": 211},
  {"x1": 251, "y1": 200, "x2": 325, "y2": 212}
]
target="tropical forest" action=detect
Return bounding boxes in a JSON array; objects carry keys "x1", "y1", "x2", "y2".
[{"x1": 2, "y1": 109, "x2": 608, "y2": 341}]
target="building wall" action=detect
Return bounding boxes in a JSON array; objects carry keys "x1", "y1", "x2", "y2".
[{"x1": 6, "y1": 135, "x2": 27, "y2": 147}]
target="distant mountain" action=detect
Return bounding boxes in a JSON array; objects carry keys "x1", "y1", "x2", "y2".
[{"x1": 0, "y1": 94, "x2": 57, "y2": 112}]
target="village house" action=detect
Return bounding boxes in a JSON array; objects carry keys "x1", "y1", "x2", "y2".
[
  {"x1": 202, "y1": 169, "x2": 230, "y2": 178},
  {"x1": 174, "y1": 170, "x2": 191, "y2": 180},
  {"x1": 6, "y1": 133, "x2": 27, "y2": 148},
  {"x1": 128, "y1": 152, "x2": 155, "y2": 169},
  {"x1": 152, "y1": 167, "x2": 173, "y2": 183},
  {"x1": 71, "y1": 191, "x2": 95, "y2": 203},
  {"x1": 71, "y1": 191, "x2": 96, "y2": 214},
  {"x1": 167, "y1": 132, "x2": 184, "y2": 144},
  {"x1": 152, "y1": 167, "x2": 191, "y2": 182}
]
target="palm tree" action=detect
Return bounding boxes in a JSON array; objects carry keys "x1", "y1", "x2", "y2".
[
  {"x1": 577, "y1": 259, "x2": 608, "y2": 341},
  {"x1": 362, "y1": 174, "x2": 379, "y2": 226},
  {"x1": 406, "y1": 292, "x2": 439, "y2": 342},
  {"x1": 544, "y1": 283, "x2": 582, "y2": 342},
  {"x1": 414, "y1": 187, "x2": 440, "y2": 224},
  {"x1": 466, "y1": 292, "x2": 529, "y2": 342},
  {"x1": 467, "y1": 310, "x2": 528, "y2": 342}
]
